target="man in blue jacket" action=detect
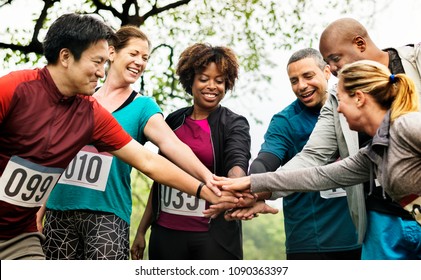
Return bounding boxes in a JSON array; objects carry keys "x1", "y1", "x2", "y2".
[{"x1": 249, "y1": 48, "x2": 361, "y2": 259}]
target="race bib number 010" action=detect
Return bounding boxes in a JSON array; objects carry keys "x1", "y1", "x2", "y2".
[
  {"x1": 160, "y1": 184, "x2": 206, "y2": 217},
  {"x1": 58, "y1": 148, "x2": 112, "y2": 192},
  {"x1": 0, "y1": 156, "x2": 64, "y2": 207}
]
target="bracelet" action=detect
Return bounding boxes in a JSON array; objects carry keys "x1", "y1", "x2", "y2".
[{"x1": 196, "y1": 182, "x2": 205, "y2": 199}]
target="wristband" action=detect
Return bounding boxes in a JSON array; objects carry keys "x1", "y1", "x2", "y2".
[{"x1": 196, "y1": 182, "x2": 205, "y2": 199}]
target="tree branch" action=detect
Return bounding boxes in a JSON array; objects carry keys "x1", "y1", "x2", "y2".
[
  {"x1": 0, "y1": 0, "x2": 13, "y2": 8},
  {"x1": 91, "y1": 0, "x2": 122, "y2": 18},
  {"x1": 142, "y1": 0, "x2": 191, "y2": 20},
  {"x1": 0, "y1": 42, "x2": 43, "y2": 54}
]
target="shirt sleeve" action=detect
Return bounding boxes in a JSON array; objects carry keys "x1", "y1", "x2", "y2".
[
  {"x1": 270, "y1": 93, "x2": 341, "y2": 199},
  {"x1": 0, "y1": 70, "x2": 39, "y2": 124},
  {"x1": 387, "y1": 113, "x2": 421, "y2": 199},
  {"x1": 251, "y1": 150, "x2": 371, "y2": 193},
  {"x1": 224, "y1": 113, "x2": 251, "y2": 175},
  {"x1": 134, "y1": 96, "x2": 162, "y2": 144},
  {"x1": 283, "y1": 93, "x2": 341, "y2": 170},
  {"x1": 260, "y1": 112, "x2": 295, "y2": 166}
]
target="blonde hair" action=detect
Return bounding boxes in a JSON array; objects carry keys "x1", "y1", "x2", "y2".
[{"x1": 338, "y1": 60, "x2": 418, "y2": 121}]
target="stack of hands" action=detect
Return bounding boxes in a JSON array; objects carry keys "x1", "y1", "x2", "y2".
[{"x1": 203, "y1": 175, "x2": 279, "y2": 221}]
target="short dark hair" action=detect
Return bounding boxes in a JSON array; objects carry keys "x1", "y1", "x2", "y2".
[
  {"x1": 176, "y1": 43, "x2": 239, "y2": 95},
  {"x1": 43, "y1": 13, "x2": 114, "y2": 63},
  {"x1": 287, "y1": 48, "x2": 326, "y2": 70}
]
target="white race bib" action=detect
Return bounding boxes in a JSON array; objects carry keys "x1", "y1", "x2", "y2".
[
  {"x1": 58, "y1": 147, "x2": 113, "y2": 192},
  {"x1": 160, "y1": 184, "x2": 206, "y2": 217},
  {"x1": 320, "y1": 188, "x2": 347, "y2": 199},
  {"x1": 0, "y1": 156, "x2": 64, "y2": 207}
]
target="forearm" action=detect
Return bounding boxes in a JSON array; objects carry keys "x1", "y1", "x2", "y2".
[
  {"x1": 249, "y1": 152, "x2": 281, "y2": 200},
  {"x1": 112, "y1": 140, "x2": 203, "y2": 197},
  {"x1": 251, "y1": 154, "x2": 371, "y2": 193},
  {"x1": 136, "y1": 190, "x2": 154, "y2": 235}
]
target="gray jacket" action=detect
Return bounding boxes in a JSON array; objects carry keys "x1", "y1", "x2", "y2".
[
  {"x1": 267, "y1": 43, "x2": 421, "y2": 244},
  {"x1": 252, "y1": 112, "x2": 421, "y2": 204}
]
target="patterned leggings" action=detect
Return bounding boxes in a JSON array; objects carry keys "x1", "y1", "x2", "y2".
[{"x1": 42, "y1": 210, "x2": 129, "y2": 260}]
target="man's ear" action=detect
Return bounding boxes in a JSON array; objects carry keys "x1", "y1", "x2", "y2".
[
  {"x1": 323, "y1": 64, "x2": 331, "y2": 80},
  {"x1": 353, "y1": 36, "x2": 366, "y2": 53},
  {"x1": 58, "y1": 48, "x2": 71, "y2": 67}
]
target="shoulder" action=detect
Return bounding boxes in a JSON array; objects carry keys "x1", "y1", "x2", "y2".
[
  {"x1": 0, "y1": 68, "x2": 41, "y2": 89},
  {"x1": 167, "y1": 106, "x2": 190, "y2": 118},
  {"x1": 132, "y1": 95, "x2": 161, "y2": 109},
  {"x1": 278, "y1": 99, "x2": 311, "y2": 118},
  {"x1": 215, "y1": 106, "x2": 249, "y2": 126},
  {"x1": 391, "y1": 112, "x2": 421, "y2": 143},
  {"x1": 165, "y1": 106, "x2": 191, "y2": 125},
  {"x1": 393, "y1": 112, "x2": 421, "y2": 129}
]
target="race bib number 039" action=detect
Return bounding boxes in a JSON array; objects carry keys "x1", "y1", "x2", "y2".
[
  {"x1": 160, "y1": 184, "x2": 206, "y2": 217},
  {"x1": 0, "y1": 156, "x2": 64, "y2": 207},
  {"x1": 58, "y1": 148, "x2": 112, "y2": 192}
]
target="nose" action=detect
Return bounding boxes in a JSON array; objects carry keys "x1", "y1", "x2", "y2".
[
  {"x1": 207, "y1": 79, "x2": 217, "y2": 90},
  {"x1": 96, "y1": 66, "x2": 106, "y2": 78},
  {"x1": 297, "y1": 78, "x2": 308, "y2": 92}
]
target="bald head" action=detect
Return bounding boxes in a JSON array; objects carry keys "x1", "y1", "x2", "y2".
[
  {"x1": 320, "y1": 18, "x2": 369, "y2": 45},
  {"x1": 318, "y1": 18, "x2": 386, "y2": 77}
]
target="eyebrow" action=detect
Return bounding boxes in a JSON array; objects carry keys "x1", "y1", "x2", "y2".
[
  {"x1": 325, "y1": 54, "x2": 338, "y2": 62},
  {"x1": 92, "y1": 56, "x2": 107, "y2": 62}
]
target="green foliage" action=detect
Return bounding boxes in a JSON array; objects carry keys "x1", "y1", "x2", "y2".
[
  {"x1": 129, "y1": 170, "x2": 153, "y2": 260},
  {"x1": 129, "y1": 171, "x2": 286, "y2": 260},
  {"x1": 0, "y1": 0, "x2": 378, "y2": 114},
  {"x1": 242, "y1": 210, "x2": 285, "y2": 260}
]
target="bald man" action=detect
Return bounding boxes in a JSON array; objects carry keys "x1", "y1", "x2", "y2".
[{"x1": 269, "y1": 18, "x2": 421, "y2": 259}]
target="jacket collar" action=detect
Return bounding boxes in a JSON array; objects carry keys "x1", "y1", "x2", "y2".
[
  {"x1": 371, "y1": 110, "x2": 391, "y2": 149},
  {"x1": 182, "y1": 104, "x2": 222, "y2": 123}
]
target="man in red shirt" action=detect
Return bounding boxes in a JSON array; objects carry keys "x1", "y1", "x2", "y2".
[{"x1": 0, "y1": 13, "x2": 234, "y2": 260}]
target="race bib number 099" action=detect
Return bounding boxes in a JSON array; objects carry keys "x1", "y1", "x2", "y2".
[{"x1": 0, "y1": 156, "x2": 64, "y2": 207}]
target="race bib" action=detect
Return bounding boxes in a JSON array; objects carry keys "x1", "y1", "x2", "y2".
[
  {"x1": 58, "y1": 147, "x2": 113, "y2": 192},
  {"x1": 320, "y1": 188, "x2": 347, "y2": 199},
  {"x1": 160, "y1": 184, "x2": 206, "y2": 217},
  {"x1": 0, "y1": 156, "x2": 64, "y2": 207}
]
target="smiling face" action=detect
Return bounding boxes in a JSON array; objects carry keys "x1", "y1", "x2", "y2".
[
  {"x1": 109, "y1": 37, "x2": 149, "y2": 85},
  {"x1": 287, "y1": 57, "x2": 330, "y2": 109},
  {"x1": 66, "y1": 39, "x2": 109, "y2": 96},
  {"x1": 192, "y1": 62, "x2": 226, "y2": 111},
  {"x1": 336, "y1": 79, "x2": 362, "y2": 131}
]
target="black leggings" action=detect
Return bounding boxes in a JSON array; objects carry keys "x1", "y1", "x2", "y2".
[
  {"x1": 42, "y1": 210, "x2": 129, "y2": 260},
  {"x1": 148, "y1": 224, "x2": 238, "y2": 260}
]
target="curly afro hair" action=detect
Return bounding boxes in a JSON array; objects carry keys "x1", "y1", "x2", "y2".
[{"x1": 176, "y1": 43, "x2": 239, "y2": 95}]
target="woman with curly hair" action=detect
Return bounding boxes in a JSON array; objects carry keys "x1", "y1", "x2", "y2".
[{"x1": 131, "y1": 43, "x2": 252, "y2": 260}]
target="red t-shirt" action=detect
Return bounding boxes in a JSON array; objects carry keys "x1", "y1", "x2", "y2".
[{"x1": 0, "y1": 67, "x2": 132, "y2": 239}]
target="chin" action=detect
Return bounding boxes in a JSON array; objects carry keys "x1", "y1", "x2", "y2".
[{"x1": 82, "y1": 88, "x2": 96, "y2": 96}]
